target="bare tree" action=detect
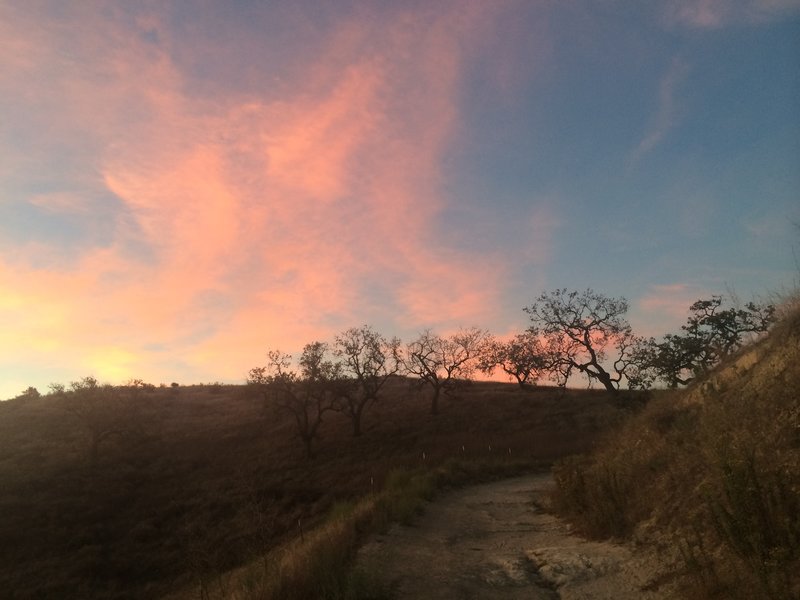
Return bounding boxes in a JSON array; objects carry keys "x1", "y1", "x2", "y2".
[
  {"x1": 248, "y1": 344, "x2": 340, "y2": 458},
  {"x1": 631, "y1": 295, "x2": 775, "y2": 388},
  {"x1": 247, "y1": 362, "x2": 276, "y2": 412},
  {"x1": 629, "y1": 333, "x2": 705, "y2": 389},
  {"x1": 405, "y1": 327, "x2": 491, "y2": 414},
  {"x1": 479, "y1": 330, "x2": 556, "y2": 389},
  {"x1": 54, "y1": 376, "x2": 133, "y2": 464},
  {"x1": 524, "y1": 289, "x2": 638, "y2": 392},
  {"x1": 333, "y1": 325, "x2": 401, "y2": 436},
  {"x1": 124, "y1": 378, "x2": 156, "y2": 392},
  {"x1": 682, "y1": 296, "x2": 775, "y2": 366}
]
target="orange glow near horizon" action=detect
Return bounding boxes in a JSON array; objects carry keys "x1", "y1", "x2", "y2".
[
  {"x1": 3, "y1": 2, "x2": 796, "y2": 398},
  {"x1": 0, "y1": 3, "x2": 509, "y2": 395}
]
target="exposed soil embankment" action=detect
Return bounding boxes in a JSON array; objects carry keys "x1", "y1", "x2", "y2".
[{"x1": 355, "y1": 474, "x2": 678, "y2": 599}]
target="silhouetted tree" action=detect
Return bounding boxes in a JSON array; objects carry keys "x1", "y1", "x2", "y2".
[
  {"x1": 333, "y1": 325, "x2": 401, "y2": 436},
  {"x1": 629, "y1": 333, "x2": 704, "y2": 389},
  {"x1": 124, "y1": 378, "x2": 156, "y2": 392},
  {"x1": 12, "y1": 386, "x2": 40, "y2": 401},
  {"x1": 682, "y1": 296, "x2": 775, "y2": 367},
  {"x1": 632, "y1": 295, "x2": 775, "y2": 388},
  {"x1": 405, "y1": 327, "x2": 491, "y2": 414},
  {"x1": 479, "y1": 330, "x2": 556, "y2": 389},
  {"x1": 525, "y1": 289, "x2": 638, "y2": 392},
  {"x1": 54, "y1": 376, "x2": 132, "y2": 464},
  {"x1": 248, "y1": 344, "x2": 340, "y2": 458}
]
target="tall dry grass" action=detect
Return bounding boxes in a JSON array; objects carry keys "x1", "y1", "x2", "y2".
[
  {"x1": 208, "y1": 458, "x2": 540, "y2": 600},
  {"x1": 551, "y1": 304, "x2": 800, "y2": 599}
]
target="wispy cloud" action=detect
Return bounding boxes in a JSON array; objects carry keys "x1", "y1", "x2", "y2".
[
  {"x1": 0, "y1": 2, "x2": 513, "y2": 393},
  {"x1": 632, "y1": 58, "x2": 690, "y2": 161},
  {"x1": 635, "y1": 282, "x2": 712, "y2": 335},
  {"x1": 662, "y1": 0, "x2": 800, "y2": 28},
  {"x1": 2, "y1": 1, "x2": 793, "y2": 398}
]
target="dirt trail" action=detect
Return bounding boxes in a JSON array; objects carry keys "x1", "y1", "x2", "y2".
[{"x1": 355, "y1": 474, "x2": 677, "y2": 599}]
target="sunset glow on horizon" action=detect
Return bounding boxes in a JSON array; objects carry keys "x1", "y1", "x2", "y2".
[{"x1": 1, "y1": 1, "x2": 798, "y2": 398}]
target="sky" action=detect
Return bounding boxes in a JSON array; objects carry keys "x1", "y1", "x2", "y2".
[{"x1": 1, "y1": 0, "x2": 799, "y2": 398}]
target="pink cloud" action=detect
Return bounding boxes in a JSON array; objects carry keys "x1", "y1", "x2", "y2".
[
  {"x1": 0, "y1": 3, "x2": 515, "y2": 394},
  {"x1": 635, "y1": 283, "x2": 713, "y2": 336},
  {"x1": 662, "y1": 0, "x2": 800, "y2": 28},
  {"x1": 639, "y1": 283, "x2": 699, "y2": 316}
]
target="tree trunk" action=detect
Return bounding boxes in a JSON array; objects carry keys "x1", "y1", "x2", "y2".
[
  {"x1": 352, "y1": 404, "x2": 363, "y2": 437},
  {"x1": 430, "y1": 387, "x2": 441, "y2": 415},
  {"x1": 595, "y1": 369, "x2": 617, "y2": 393}
]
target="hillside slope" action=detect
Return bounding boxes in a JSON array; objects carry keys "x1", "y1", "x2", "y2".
[
  {"x1": 0, "y1": 379, "x2": 632, "y2": 599},
  {"x1": 682, "y1": 304, "x2": 800, "y2": 407},
  {"x1": 552, "y1": 305, "x2": 800, "y2": 599}
]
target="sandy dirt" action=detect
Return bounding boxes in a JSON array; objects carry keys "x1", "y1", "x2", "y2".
[{"x1": 354, "y1": 473, "x2": 678, "y2": 599}]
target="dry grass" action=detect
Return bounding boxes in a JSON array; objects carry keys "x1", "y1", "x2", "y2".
[
  {"x1": 551, "y1": 306, "x2": 800, "y2": 599},
  {"x1": 0, "y1": 378, "x2": 632, "y2": 599},
  {"x1": 214, "y1": 458, "x2": 539, "y2": 600}
]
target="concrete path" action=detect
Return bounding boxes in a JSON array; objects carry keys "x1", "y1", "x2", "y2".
[{"x1": 354, "y1": 474, "x2": 677, "y2": 599}]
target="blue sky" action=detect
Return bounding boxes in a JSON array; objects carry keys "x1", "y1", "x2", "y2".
[{"x1": 0, "y1": 1, "x2": 798, "y2": 398}]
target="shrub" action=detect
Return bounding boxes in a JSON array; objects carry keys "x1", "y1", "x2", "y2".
[{"x1": 15, "y1": 386, "x2": 41, "y2": 401}]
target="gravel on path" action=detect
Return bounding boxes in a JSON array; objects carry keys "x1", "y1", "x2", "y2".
[{"x1": 354, "y1": 473, "x2": 679, "y2": 599}]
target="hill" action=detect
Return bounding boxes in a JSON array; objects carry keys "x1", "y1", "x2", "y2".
[
  {"x1": 552, "y1": 304, "x2": 800, "y2": 599},
  {"x1": 0, "y1": 378, "x2": 636, "y2": 599}
]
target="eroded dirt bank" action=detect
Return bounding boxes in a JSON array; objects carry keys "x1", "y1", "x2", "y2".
[{"x1": 354, "y1": 473, "x2": 678, "y2": 599}]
